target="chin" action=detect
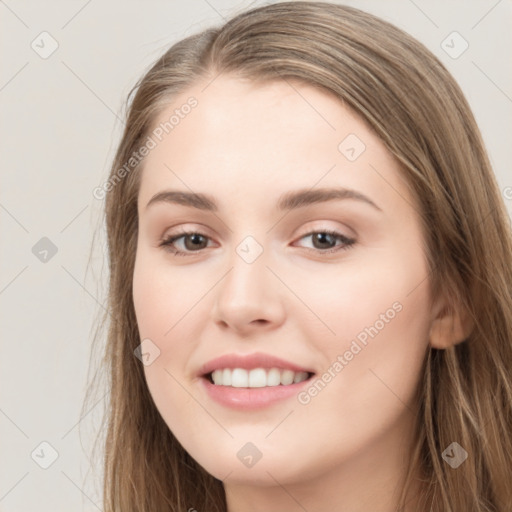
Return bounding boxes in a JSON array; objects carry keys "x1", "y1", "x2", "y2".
[{"x1": 180, "y1": 433, "x2": 321, "y2": 487}]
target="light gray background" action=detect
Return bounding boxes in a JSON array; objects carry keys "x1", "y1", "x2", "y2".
[{"x1": 1, "y1": 1, "x2": 511, "y2": 510}]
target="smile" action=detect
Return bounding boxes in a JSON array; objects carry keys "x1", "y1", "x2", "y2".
[
  {"x1": 209, "y1": 367, "x2": 312, "y2": 387},
  {"x1": 198, "y1": 352, "x2": 316, "y2": 409}
]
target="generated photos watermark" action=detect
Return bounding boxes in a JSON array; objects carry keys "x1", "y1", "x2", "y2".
[
  {"x1": 297, "y1": 301, "x2": 403, "y2": 405},
  {"x1": 93, "y1": 96, "x2": 198, "y2": 200}
]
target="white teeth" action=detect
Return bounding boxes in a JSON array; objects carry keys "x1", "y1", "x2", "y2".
[
  {"x1": 211, "y1": 369, "x2": 223, "y2": 385},
  {"x1": 208, "y1": 367, "x2": 310, "y2": 387},
  {"x1": 222, "y1": 368, "x2": 232, "y2": 386},
  {"x1": 231, "y1": 368, "x2": 249, "y2": 388},
  {"x1": 248, "y1": 368, "x2": 267, "y2": 388},
  {"x1": 280, "y1": 369, "x2": 295, "y2": 386},
  {"x1": 267, "y1": 368, "x2": 281, "y2": 387}
]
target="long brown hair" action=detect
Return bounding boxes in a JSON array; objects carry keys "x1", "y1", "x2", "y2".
[{"x1": 84, "y1": 2, "x2": 512, "y2": 510}]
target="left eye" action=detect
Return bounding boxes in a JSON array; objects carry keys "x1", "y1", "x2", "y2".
[{"x1": 295, "y1": 230, "x2": 356, "y2": 253}]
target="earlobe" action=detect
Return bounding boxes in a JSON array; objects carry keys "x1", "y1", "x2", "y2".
[{"x1": 429, "y1": 299, "x2": 474, "y2": 349}]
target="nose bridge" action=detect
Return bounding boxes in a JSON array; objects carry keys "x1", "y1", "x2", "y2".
[
  {"x1": 212, "y1": 231, "x2": 284, "y2": 330},
  {"x1": 221, "y1": 234, "x2": 269, "y2": 303}
]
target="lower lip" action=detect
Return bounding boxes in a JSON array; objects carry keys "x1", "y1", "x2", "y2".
[{"x1": 200, "y1": 376, "x2": 313, "y2": 410}]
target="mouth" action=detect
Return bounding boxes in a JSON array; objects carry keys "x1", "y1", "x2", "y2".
[
  {"x1": 197, "y1": 352, "x2": 316, "y2": 408},
  {"x1": 203, "y1": 368, "x2": 315, "y2": 388}
]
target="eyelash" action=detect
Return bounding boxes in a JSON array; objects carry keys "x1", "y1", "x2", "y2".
[{"x1": 158, "y1": 228, "x2": 356, "y2": 257}]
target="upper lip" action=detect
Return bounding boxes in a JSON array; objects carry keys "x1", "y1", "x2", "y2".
[{"x1": 198, "y1": 352, "x2": 314, "y2": 377}]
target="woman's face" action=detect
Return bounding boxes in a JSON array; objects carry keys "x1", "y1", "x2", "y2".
[{"x1": 133, "y1": 75, "x2": 434, "y2": 490}]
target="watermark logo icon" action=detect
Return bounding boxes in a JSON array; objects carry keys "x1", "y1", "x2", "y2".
[
  {"x1": 134, "y1": 338, "x2": 161, "y2": 366},
  {"x1": 237, "y1": 442, "x2": 263, "y2": 468},
  {"x1": 441, "y1": 31, "x2": 469, "y2": 59},
  {"x1": 31, "y1": 441, "x2": 59, "y2": 469},
  {"x1": 338, "y1": 133, "x2": 366, "y2": 161},
  {"x1": 32, "y1": 237, "x2": 58, "y2": 263},
  {"x1": 31, "y1": 32, "x2": 59, "y2": 59},
  {"x1": 236, "y1": 236, "x2": 264, "y2": 264},
  {"x1": 442, "y1": 441, "x2": 468, "y2": 468}
]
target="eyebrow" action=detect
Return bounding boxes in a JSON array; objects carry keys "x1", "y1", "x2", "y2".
[{"x1": 145, "y1": 187, "x2": 382, "y2": 212}]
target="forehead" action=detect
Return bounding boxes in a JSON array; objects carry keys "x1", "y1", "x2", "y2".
[{"x1": 137, "y1": 75, "x2": 413, "y2": 215}]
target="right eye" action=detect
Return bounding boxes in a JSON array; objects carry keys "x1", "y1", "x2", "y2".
[{"x1": 159, "y1": 230, "x2": 213, "y2": 256}]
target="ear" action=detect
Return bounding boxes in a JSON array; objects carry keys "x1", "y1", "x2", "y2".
[{"x1": 429, "y1": 294, "x2": 474, "y2": 349}]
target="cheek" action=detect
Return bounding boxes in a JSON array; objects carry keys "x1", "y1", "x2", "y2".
[
  {"x1": 296, "y1": 250, "x2": 432, "y2": 424},
  {"x1": 132, "y1": 250, "x2": 199, "y2": 394},
  {"x1": 132, "y1": 252, "x2": 211, "y2": 444},
  {"x1": 287, "y1": 248, "x2": 431, "y2": 355},
  {"x1": 132, "y1": 249, "x2": 202, "y2": 341},
  {"x1": 290, "y1": 241, "x2": 432, "y2": 409}
]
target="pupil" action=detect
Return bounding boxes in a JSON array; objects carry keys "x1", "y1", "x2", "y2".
[
  {"x1": 187, "y1": 234, "x2": 206, "y2": 250},
  {"x1": 315, "y1": 233, "x2": 334, "y2": 249}
]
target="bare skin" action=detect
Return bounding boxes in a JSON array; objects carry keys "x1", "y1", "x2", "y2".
[{"x1": 132, "y1": 75, "x2": 464, "y2": 512}]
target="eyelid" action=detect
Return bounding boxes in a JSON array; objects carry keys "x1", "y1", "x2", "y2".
[{"x1": 295, "y1": 223, "x2": 355, "y2": 240}]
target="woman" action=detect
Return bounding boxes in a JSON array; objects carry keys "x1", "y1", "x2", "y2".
[{"x1": 88, "y1": 2, "x2": 512, "y2": 511}]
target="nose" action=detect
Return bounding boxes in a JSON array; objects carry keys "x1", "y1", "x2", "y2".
[{"x1": 211, "y1": 246, "x2": 286, "y2": 336}]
